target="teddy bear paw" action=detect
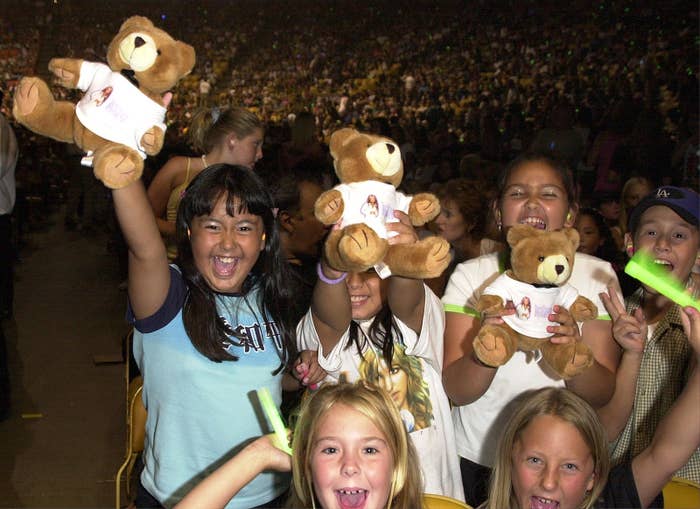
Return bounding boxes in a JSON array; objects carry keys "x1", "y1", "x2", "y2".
[
  {"x1": 338, "y1": 224, "x2": 387, "y2": 269},
  {"x1": 93, "y1": 146, "x2": 144, "y2": 189},
  {"x1": 422, "y1": 237, "x2": 451, "y2": 276},
  {"x1": 12, "y1": 77, "x2": 43, "y2": 119},
  {"x1": 141, "y1": 126, "x2": 165, "y2": 156},
  {"x1": 558, "y1": 343, "x2": 594, "y2": 379},
  {"x1": 473, "y1": 329, "x2": 511, "y2": 367}
]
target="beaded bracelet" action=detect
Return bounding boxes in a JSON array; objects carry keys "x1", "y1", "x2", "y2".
[{"x1": 316, "y1": 262, "x2": 347, "y2": 285}]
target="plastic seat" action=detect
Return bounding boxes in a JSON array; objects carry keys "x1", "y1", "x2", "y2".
[
  {"x1": 115, "y1": 376, "x2": 147, "y2": 509},
  {"x1": 423, "y1": 493, "x2": 472, "y2": 509},
  {"x1": 662, "y1": 477, "x2": 700, "y2": 509}
]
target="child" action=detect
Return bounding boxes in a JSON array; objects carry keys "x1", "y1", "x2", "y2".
[
  {"x1": 174, "y1": 381, "x2": 425, "y2": 509},
  {"x1": 485, "y1": 307, "x2": 700, "y2": 509},
  {"x1": 597, "y1": 185, "x2": 700, "y2": 483},
  {"x1": 442, "y1": 153, "x2": 620, "y2": 506},
  {"x1": 297, "y1": 211, "x2": 465, "y2": 501},
  {"x1": 114, "y1": 164, "x2": 309, "y2": 508}
]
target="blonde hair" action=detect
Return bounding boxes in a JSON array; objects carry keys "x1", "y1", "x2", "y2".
[
  {"x1": 188, "y1": 106, "x2": 262, "y2": 154},
  {"x1": 486, "y1": 388, "x2": 609, "y2": 509},
  {"x1": 287, "y1": 381, "x2": 424, "y2": 509},
  {"x1": 619, "y1": 176, "x2": 653, "y2": 235}
]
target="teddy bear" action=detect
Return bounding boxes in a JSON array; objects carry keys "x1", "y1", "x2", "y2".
[
  {"x1": 473, "y1": 224, "x2": 598, "y2": 379},
  {"x1": 12, "y1": 16, "x2": 195, "y2": 189},
  {"x1": 314, "y1": 127, "x2": 450, "y2": 279}
]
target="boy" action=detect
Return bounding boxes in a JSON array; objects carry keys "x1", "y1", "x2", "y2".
[{"x1": 598, "y1": 185, "x2": 700, "y2": 483}]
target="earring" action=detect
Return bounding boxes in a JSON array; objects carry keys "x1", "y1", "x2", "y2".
[
  {"x1": 497, "y1": 222, "x2": 502, "y2": 233},
  {"x1": 566, "y1": 212, "x2": 572, "y2": 222},
  {"x1": 186, "y1": 227, "x2": 191, "y2": 239},
  {"x1": 261, "y1": 233, "x2": 266, "y2": 242},
  {"x1": 626, "y1": 242, "x2": 634, "y2": 257}
]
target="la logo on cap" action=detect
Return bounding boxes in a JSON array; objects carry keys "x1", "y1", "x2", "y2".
[{"x1": 656, "y1": 188, "x2": 671, "y2": 198}]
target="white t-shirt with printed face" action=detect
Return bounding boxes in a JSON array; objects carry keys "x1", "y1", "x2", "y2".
[
  {"x1": 75, "y1": 61, "x2": 167, "y2": 161},
  {"x1": 335, "y1": 180, "x2": 413, "y2": 238},
  {"x1": 483, "y1": 273, "x2": 581, "y2": 338}
]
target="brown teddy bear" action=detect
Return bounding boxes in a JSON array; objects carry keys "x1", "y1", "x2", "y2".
[
  {"x1": 12, "y1": 16, "x2": 195, "y2": 189},
  {"x1": 473, "y1": 224, "x2": 598, "y2": 379},
  {"x1": 315, "y1": 127, "x2": 450, "y2": 279}
]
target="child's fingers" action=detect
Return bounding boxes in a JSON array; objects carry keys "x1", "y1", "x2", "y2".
[
  {"x1": 681, "y1": 306, "x2": 700, "y2": 353},
  {"x1": 599, "y1": 286, "x2": 624, "y2": 320}
]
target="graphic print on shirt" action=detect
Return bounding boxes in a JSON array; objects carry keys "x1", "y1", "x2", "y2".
[
  {"x1": 358, "y1": 342, "x2": 433, "y2": 432},
  {"x1": 220, "y1": 316, "x2": 283, "y2": 356}
]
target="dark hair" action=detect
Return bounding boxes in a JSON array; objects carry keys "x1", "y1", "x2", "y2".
[
  {"x1": 436, "y1": 177, "x2": 494, "y2": 240},
  {"x1": 496, "y1": 151, "x2": 578, "y2": 206},
  {"x1": 175, "y1": 164, "x2": 297, "y2": 368},
  {"x1": 576, "y1": 207, "x2": 624, "y2": 268},
  {"x1": 346, "y1": 273, "x2": 403, "y2": 368}
]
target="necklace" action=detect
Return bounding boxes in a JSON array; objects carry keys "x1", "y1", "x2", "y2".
[{"x1": 201, "y1": 154, "x2": 208, "y2": 168}]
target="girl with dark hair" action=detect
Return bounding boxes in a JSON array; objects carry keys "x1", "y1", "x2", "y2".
[
  {"x1": 148, "y1": 106, "x2": 264, "y2": 260},
  {"x1": 297, "y1": 211, "x2": 464, "y2": 501},
  {"x1": 442, "y1": 152, "x2": 621, "y2": 507},
  {"x1": 114, "y1": 163, "x2": 314, "y2": 509}
]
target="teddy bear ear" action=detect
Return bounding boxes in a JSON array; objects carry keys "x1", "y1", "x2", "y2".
[
  {"x1": 176, "y1": 42, "x2": 196, "y2": 76},
  {"x1": 563, "y1": 226, "x2": 580, "y2": 251},
  {"x1": 506, "y1": 224, "x2": 536, "y2": 248},
  {"x1": 329, "y1": 128, "x2": 359, "y2": 156},
  {"x1": 119, "y1": 16, "x2": 153, "y2": 33}
]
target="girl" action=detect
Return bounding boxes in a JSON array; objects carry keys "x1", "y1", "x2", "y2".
[
  {"x1": 147, "y1": 106, "x2": 264, "y2": 259},
  {"x1": 485, "y1": 311, "x2": 699, "y2": 509},
  {"x1": 574, "y1": 208, "x2": 625, "y2": 269},
  {"x1": 297, "y1": 211, "x2": 465, "y2": 501},
  {"x1": 175, "y1": 381, "x2": 425, "y2": 509},
  {"x1": 442, "y1": 152, "x2": 621, "y2": 507},
  {"x1": 115, "y1": 163, "x2": 298, "y2": 508}
]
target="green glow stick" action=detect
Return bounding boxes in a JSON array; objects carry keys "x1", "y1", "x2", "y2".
[
  {"x1": 257, "y1": 388, "x2": 293, "y2": 455},
  {"x1": 625, "y1": 250, "x2": 700, "y2": 311}
]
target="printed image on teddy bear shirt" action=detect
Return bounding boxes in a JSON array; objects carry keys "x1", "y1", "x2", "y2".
[
  {"x1": 75, "y1": 61, "x2": 167, "y2": 162},
  {"x1": 483, "y1": 274, "x2": 581, "y2": 338},
  {"x1": 336, "y1": 180, "x2": 413, "y2": 238}
]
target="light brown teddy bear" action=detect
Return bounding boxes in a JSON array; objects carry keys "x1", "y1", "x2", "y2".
[
  {"x1": 314, "y1": 127, "x2": 450, "y2": 279},
  {"x1": 474, "y1": 224, "x2": 598, "y2": 379},
  {"x1": 13, "y1": 16, "x2": 195, "y2": 189}
]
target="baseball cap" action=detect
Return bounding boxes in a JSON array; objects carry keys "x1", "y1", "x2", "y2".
[{"x1": 628, "y1": 186, "x2": 699, "y2": 233}]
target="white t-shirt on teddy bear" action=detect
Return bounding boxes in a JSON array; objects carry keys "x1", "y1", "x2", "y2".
[
  {"x1": 483, "y1": 273, "x2": 581, "y2": 338},
  {"x1": 336, "y1": 180, "x2": 412, "y2": 238},
  {"x1": 75, "y1": 61, "x2": 167, "y2": 164}
]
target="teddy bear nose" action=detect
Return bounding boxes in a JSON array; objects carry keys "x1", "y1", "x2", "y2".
[
  {"x1": 555, "y1": 264, "x2": 564, "y2": 275},
  {"x1": 134, "y1": 36, "x2": 146, "y2": 48},
  {"x1": 386, "y1": 144, "x2": 395, "y2": 154}
]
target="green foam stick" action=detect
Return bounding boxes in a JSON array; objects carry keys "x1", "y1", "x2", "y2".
[
  {"x1": 625, "y1": 250, "x2": 700, "y2": 311},
  {"x1": 257, "y1": 387, "x2": 293, "y2": 455}
]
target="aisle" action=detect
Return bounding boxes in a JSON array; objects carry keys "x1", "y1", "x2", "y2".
[{"x1": 0, "y1": 208, "x2": 128, "y2": 507}]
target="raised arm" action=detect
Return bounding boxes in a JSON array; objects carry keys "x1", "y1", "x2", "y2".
[
  {"x1": 311, "y1": 256, "x2": 352, "y2": 354},
  {"x1": 113, "y1": 179, "x2": 170, "y2": 319},
  {"x1": 632, "y1": 306, "x2": 700, "y2": 508},
  {"x1": 174, "y1": 434, "x2": 292, "y2": 509},
  {"x1": 595, "y1": 286, "x2": 646, "y2": 440},
  {"x1": 147, "y1": 155, "x2": 186, "y2": 237},
  {"x1": 386, "y1": 211, "x2": 425, "y2": 334}
]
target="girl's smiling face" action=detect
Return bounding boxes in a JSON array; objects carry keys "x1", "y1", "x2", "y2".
[
  {"x1": 189, "y1": 195, "x2": 265, "y2": 293},
  {"x1": 346, "y1": 271, "x2": 388, "y2": 321},
  {"x1": 498, "y1": 161, "x2": 575, "y2": 233},
  {"x1": 511, "y1": 414, "x2": 596, "y2": 509},
  {"x1": 311, "y1": 403, "x2": 394, "y2": 509}
]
